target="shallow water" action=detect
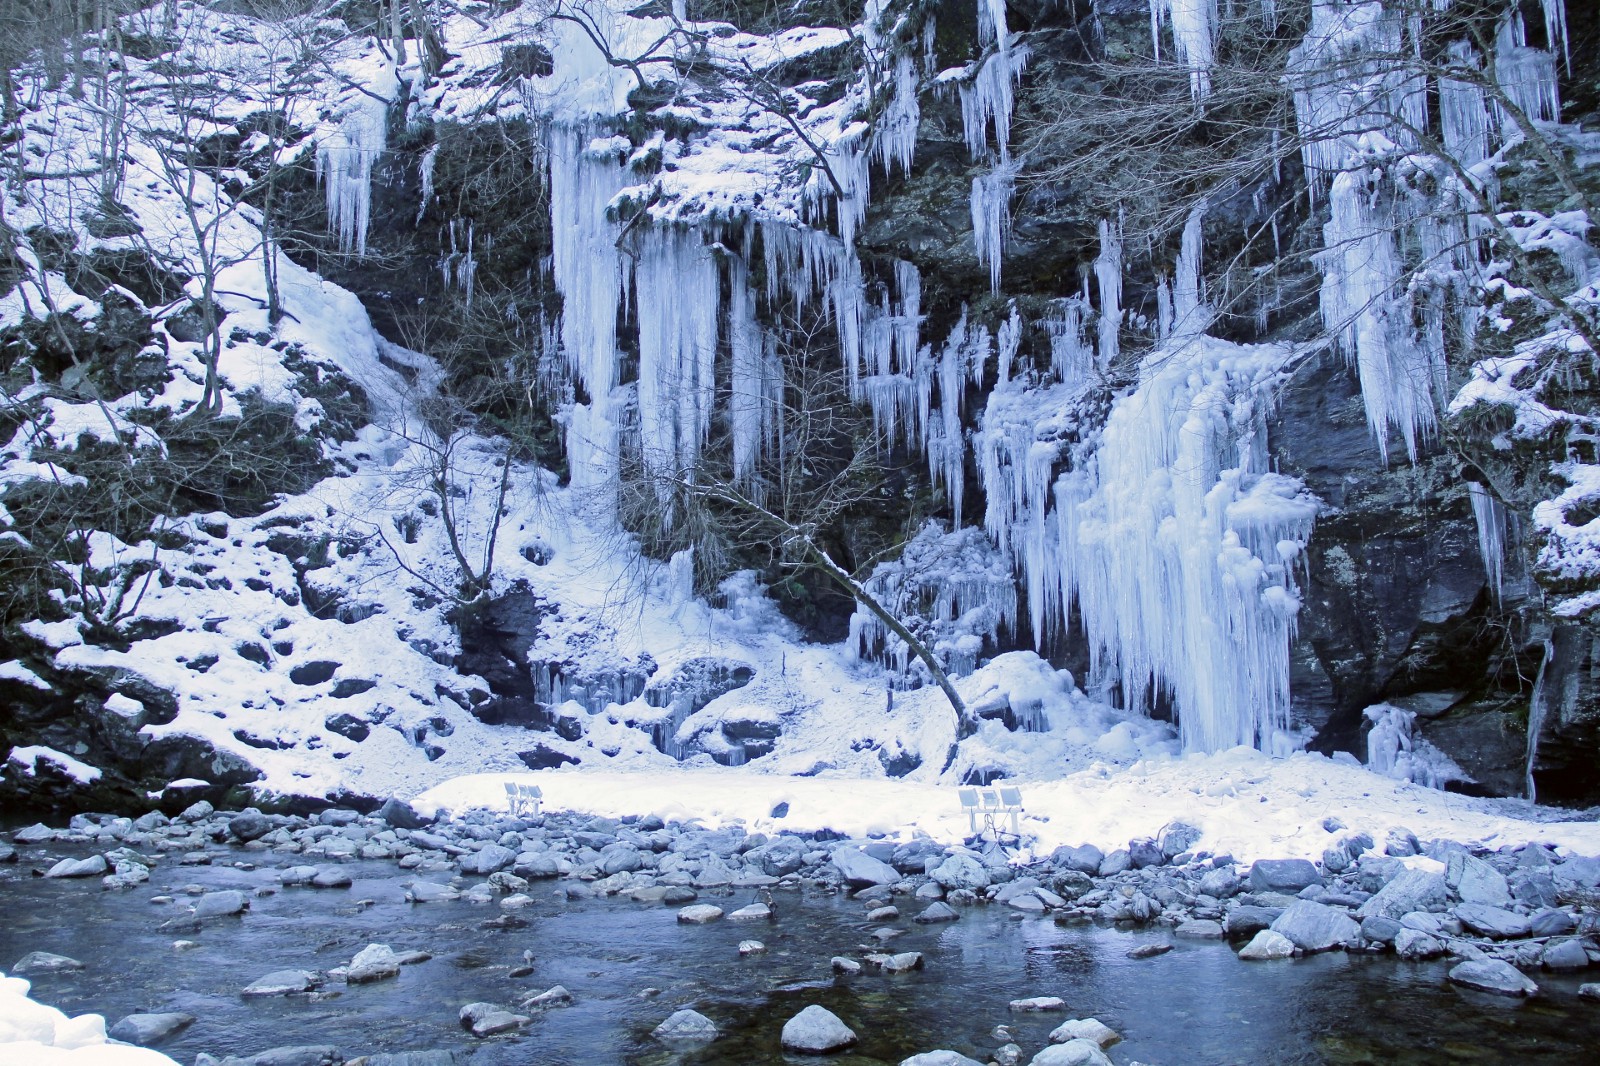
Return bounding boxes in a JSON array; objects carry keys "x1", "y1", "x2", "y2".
[{"x1": 2, "y1": 842, "x2": 1597, "y2": 1065}]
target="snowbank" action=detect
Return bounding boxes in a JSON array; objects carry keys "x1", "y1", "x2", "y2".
[
  {"x1": 0, "y1": 972, "x2": 178, "y2": 1064},
  {"x1": 417, "y1": 748, "x2": 1600, "y2": 864}
]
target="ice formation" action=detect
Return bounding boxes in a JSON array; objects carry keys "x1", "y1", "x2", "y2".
[
  {"x1": 1365, "y1": 703, "x2": 1463, "y2": 789},
  {"x1": 959, "y1": 45, "x2": 1030, "y2": 163},
  {"x1": 971, "y1": 162, "x2": 1018, "y2": 294},
  {"x1": 1468, "y1": 482, "x2": 1509, "y2": 601},
  {"x1": 1148, "y1": 0, "x2": 1220, "y2": 100},
  {"x1": 874, "y1": 54, "x2": 921, "y2": 177},
  {"x1": 316, "y1": 94, "x2": 390, "y2": 257},
  {"x1": 1094, "y1": 217, "x2": 1123, "y2": 368}
]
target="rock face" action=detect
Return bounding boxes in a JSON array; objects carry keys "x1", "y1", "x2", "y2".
[{"x1": 780, "y1": 1004, "x2": 858, "y2": 1054}]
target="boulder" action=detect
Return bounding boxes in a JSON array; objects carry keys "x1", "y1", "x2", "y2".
[
  {"x1": 780, "y1": 1004, "x2": 857, "y2": 1054},
  {"x1": 346, "y1": 944, "x2": 401, "y2": 983},
  {"x1": 1540, "y1": 940, "x2": 1590, "y2": 971},
  {"x1": 1360, "y1": 916, "x2": 1401, "y2": 943},
  {"x1": 1356, "y1": 869, "x2": 1449, "y2": 921},
  {"x1": 459, "y1": 844, "x2": 515, "y2": 875},
  {"x1": 1270, "y1": 900, "x2": 1359, "y2": 953},
  {"x1": 901, "y1": 1054, "x2": 985, "y2": 1066},
  {"x1": 1028, "y1": 1040, "x2": 1113, "y2": 1065},
  {"x1": 228, "y1": 812, "x2": 273, "y2": 841},
  {"x1": 1447, "y1": 853, "x2": 1511, "y2": 907},
  {"x1": 915, "y1": 901, "x2": 961, "y2": 923},
  {"x1": 458, "y1": 1002, "x2": 529, "y2": 1037},
  {"x1": 1009, "y1": 996, "x2": 1068, "y2": 1012},
  {"x1": 1048, "y1": 1018, "x2": 1120, "y2": 1048},
  {"x1": 45, "y1": 854, "x2": 108, "y2": 878},
  {"x1": 377, "y1": 798, "x2": 429, "y2": 830},
  {"x1": 1223, "y1": 905, "x2": 1282, "y2": 938},
  {"x1": 1052, "y1": 845, "x2": 1104, "y2": 875},
  {"x1": 653, "y1": 1008, "x2": 719, "y2": 1042},
  {"x1": 1250, "y1": 859, "x2": 1322, "y2": 894},
  {"x1": 831, "y1": 847, "x2": 900, "y2": 887},
  {"x1": 1455, "y1": 903, "x2": 1531, "y2": 940},
  {"x1": 108, "y1": 1012, "x2": 195, "y2": 1045},
  {"x1": 677, "y1": 904, "x2": 724, "y2": 924},
  {"x1": 931, "y1": 853, "x2": 990, "y2": 891},
  {"x1": 242, "y1": 969, "x2": 321, "y2": 997},
  {"x1": 1393, "y1": 928, "x2": 1445, "y2": 960},
  {"x1": 193, "y1": 890, "x2": 249, "y2": 920},
  {"x1": 1238, "y1": 930, "x2": 1296, "y2": 960},
  {"x1": 1529, "y1": 909, "x2": 1577, "y2": 937},
  {"x1": 1448, "y1": 959, "x2": 1539, "y2": 997},
  {"x1": 1174, "y1": 919, "x2": 1223, "y2": 939},
  {"x1": 12, "y1": 951, "x2": 84, "y2": 974}
]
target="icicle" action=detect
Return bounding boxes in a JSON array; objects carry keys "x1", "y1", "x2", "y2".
[
  {"x1": 1440, "y1": 41, "x2": 1490, "y2": 169},
  {"x1": 1149, "y1": 0, "x2": 1219, "y2": 100},
  {"x1": 1095, "y1": 216, "x2": 1123, "y2": 368},
  {"x1": 316, "y1": 94, "x2": 389, "y2": 257},
  {"x1": 1525, "y1": 637, "x2": 1553, "y2": 801},
  {"x1": 971, "y1": 162, "x2": 1017, "y2": 295},
  {"x1": 927, "y1": 309, "x2": 990, "y2": 527},
  {"x1": 417, "y1": 143, "x2": 439, "y2": 225},
  {"x1": 996, "y1": 302, "x2": 1022, "y2": 386},
  {"x1": 1492, "y1": 12, "x2": 1561, "y2": 130},
  {"x1": 1468, "y1": 482, "x2": 1508, "y2": 601},
  {"x1": 729, "y1": 257, "x2": 779, "y2": 487},
  {"x1": 1170, "y1": 200, "x2": 1209, "y2": 339},
  {"x1": 635, "y1": 228, "x2": 720, "y2": 519},
  {"x1": 1045, "y1": 298, "x2": 1093, "y2": 386},
  {"x1": 977, "y1": 0, "x2": 1011, "y2": 52},
  {"x1": 958, "y1": 45, "x2": 1031, "y2": 163},
  {"x1": 874, "y1": 54, "x2": 920, "y2": 178}
]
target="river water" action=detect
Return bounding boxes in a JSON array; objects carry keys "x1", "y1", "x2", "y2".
[{"x1": 2, "y1": 844, "x2": 1597, "y2": 1064}]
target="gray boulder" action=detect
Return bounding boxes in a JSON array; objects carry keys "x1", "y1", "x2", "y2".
[
  {"x1": 12, "y1": 951, "x2": 83, "y2": 974},
  {"x1": 194, "y1": 890, "x2": 250, "y2": 919},
  {"x1": 242, "y1": 969, "x2": 321, "y2": 997},
  {"x1": 1270, "y1": 900, "x2": 1359, "y2": 953},
  {"x1": 1356, "y1": 869, "x2": 1449, "y2": 921},
  {"x1": 931, "y1": 853, "x2": 990, "y2": 891},
  {"x1": 1223, "y1": 905, "x2": 1282, "y2": 938},
  {"x1": 831, "y1": 846, "x2": 900, "y2": 887},
  {"x1": 915, "y1": 901, "x2": 960, "y2": 923},
  {"x1": 1198, "y1": 866, "x2": 1239, "y2": 898},
  {"x1": 652, "y1": 1008, "x2": 719, "y2": 1042},
  {"x1": 1029, "y1": 1040, "x2": 1113, "y2": 1065},
  {"x1": 197, "y1": 1045, "x2": 342, "y2": 1066},
  {"x1": 377, "y1": 798, "x2": 429, "y2": 830},
  {"x1": 1447, "y1": 852, "x2": 1511, "y2": 906},
  {"x1": 900, "y1": 1054, "x2": 985, "y2": 1066},
  {"x1": 780, "y1": 1004, "x2": 857, "y2": 1053},
  {"x1": 459, "y1": 844, "x2": 515, "y2": 875},
  {"x1": 1238, "y1": 930, "x2": 1296, "y2": 960},
  {"x1": 108, "y1": 1012, "x2": 195, "y2": 1045},
  {"x1": 229, "y1": 812, "x2": 273, "y2": 842},
  {"x1": 1360, "y1": 916, "x2": 1401, "y2": 943},
  {"x1": 1540, "y1": 940, "x2": 1590, "y2": 971},
  {"x1": 12, "y1": 823, "x2": 55, "y2": 844},
  {"x1": 1052, "y1": 845, "x2": 1104, "y2": 875},
  {"x1": 1250, "y1": 859, "x2": 1322, "y2": 894},
  {"x1": 1448, "y1": 959, "x2": 1538, "y2": 997},
  {"x1": 1393, "y1": 927, "x2": 1445, "y2": 960},
  {"x1": 458, "y1": 1002, "x2": 529, "y2": 1037},
  {"x1": 45, "y1": 854, "x2": 108, "y2": 878},
  {"x1": 677, "y1": 904, "x2": 724, "y2": 923},
  {"x1": 346, "y1": 943, "x2": 401, "y2": 983},
  {"x1": 1455, "y1": 903, "x2": 1531, "y2": 940},
  {"x1": 1529, "y1": 909, "x2": 1577, "y2": 937}
]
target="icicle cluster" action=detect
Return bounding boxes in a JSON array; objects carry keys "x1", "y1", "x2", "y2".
[
  {"x1": 1289, "y1": 0, "x2": 1567, "y2": 462},
  {"x1": 1148, "y1": 0, "x2": 1220, "y2": 100},
  {"x1": 874, "y1": 54, "x2": 921, "y2": 177},
  {"x1": 1365, "y1": 703, "x2": 1462, "y2": 789},
  {"x1": 316, "y1": 94, "x2": 389, "y2": 257},
  {"x1": 850, "y1": 522, "x2": 1017, "y2": 680},
  {"x1": 971, "y1": 163, "x2": 1018, "y2": 295},
  {"x1": 1468, "y1": 482, "x2": 1508, "y2": 601},
  {"x1": 439, "y1": 219, "x2": 477, "y2": 310}
]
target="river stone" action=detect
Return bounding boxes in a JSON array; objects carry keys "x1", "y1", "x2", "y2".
[
  {"x1": 1393, "y1": 928, "x2": 1446, "y2": 960},
  {"x1": 1009, "y1": 996, "x2": 1067, "y2": 1012},
  {"x1": 1447, "y1": 853, "x2": 1511, "y2": 906},
  {"x1": 780, "y1": 1004, "x2": 857, "y2": 1053},
  {"x1": 1529, "y1": 909, "x2": 1577, "y2": 937},
  {"x1": 1356, "y1": 869, "x2": 1449, "y2": 920},
  {"x1": 1581, "y1": 983, "x2": 1600, "y2": 1001},
  {"x1": 1048, "y1": 1018, "x2": 1120, "y2": 1048},
  {"x1": 738, "y1": 939, "x2": 766, "y2": 956},
  {"x1": 45, "y1": 854, "x2": 109, "y2": 878},
  {"x1": 830, "y1": 846, "x2": 900, "y2": 887},
  {"x1": 1128, "y1": 838, "x2": 1165, "y2": 868},
  {"x1": 377, "y1": 798, "x2": 429, "y2": 830},
  {"x1": 729, "y1": 902, "x2": 772, "y2": 920},
  {"x1": 0, "y1": 844, "x2": 15, "y2": 863},
  {"x1": 1238, "y1": 930, "x2": 1297, "y2": 960},
  {"x1": 459, "y1": 1002, "x2": 529, "y2": 1036},
  {"x1": 194, "y1": 890, "x2": 249, "y2": 919},
  {"x1": 1028, "y1": 1039, "x2": 1114, "y2": 1065},
  {"x1": 1360, "y1": 915, "x2": 1401, "y2": 943},
  {"x1": 459, "y1": 844, "x2": 515, "y2": 875},
  {"x1": 523, "y1": 985, "x2": 573, "y2": 1009},
  {"x1": 229, "y1": 812, "x2": 272, "y2": 842},
  {"x1": 1174, "y1": 919, "x2": 1223, "y2": 939},
  {"x1": 1270, "y1": 900, "x2": 1359, "y2": 953},
  {"x1": 347, "y1": 943, "x2": 401, "y2": 983},
  {"x1": 1009, "y1": 893, "x2": 1047, "y2": 913},
  {"x1": 242, "y1": 969, "x2": 321, "y2": 996},
  {"x1": 1097, "y1": 850, "x2": 1131, "y2": 876},
  {"x1": 930, "y1": 853, "x2": 990, "y2": 891},
  {"x1": 515, "y1": 854, "x2": 562, "y2": 879},
  {"x1": 915, "y1": 901, "x2": 960, "y2": 923},
  {"x1": 406, "y1": 881, "x2": 459, "y2": 903},
  {"x1": 831, "y1": 956, "x2": 863, "y2": 975},
  {"x1": 1198, "y1": 867, "x2": 1239, "y2": 898},
  {"x1": 1223, "y1": 905, "x2": 1282, "y2": 938},
  {"x1": 1448, "y1": 959, "x2": 1539, "y2": 997},
  {"x1": 357, "y1": 1054, "x2": 458, "y2": 1066},
  {"x1": 199, "y1": 1045, "x2": 343, "y2": 1065},
  {"x1": 12, "y1": 823, "x2": 55, "y2": 844},
  {"x1": 900, "y1": 1053, "x2": 985, "y2": 1066},
  {"x1": 677, "y1": 904, "x2": 724, "y2": 923},
  {"x1": 653, "y1": 1008, "x2": 719, "y2": 1042},
  {"x1": 12, "y1": 951, "x2": 84, "y2": 974},
  {"x1": 1540, "y1": 940, "x2": 1590, "y2": 970},
  {"x1": 311, "y1": 865, "x2": 352, "y2": 888},
  {"x1": 1053, "y1": 845, "x2": 1104, "y2": 874},
  {"x1": 1455, "y1": 903, "x2": 1531, "y2": 940},
  {"x1": 881, "y1": 951, "x2": 924, "y2": 972},
  {"x1": 108, "y1": 1012, "x2": 195, "y2": 1045},
  {"x1": 1250, "y1": 859, "x2": 1321, "y2": 894}
]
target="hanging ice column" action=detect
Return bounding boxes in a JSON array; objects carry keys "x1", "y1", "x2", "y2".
[
  {"x1": 1148, "y1": 0, "x2": 1221, "y2": 100},
  {"x1": 548, "y1": 128, "x2": 631, "y2": 520},
  {"x1": 317, "y1": 92, "x2": 392, "y2": 257}
]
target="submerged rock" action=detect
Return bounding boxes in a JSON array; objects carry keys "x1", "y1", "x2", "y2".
[
  {"x1": 241, "y1": 969, "x2": 321, "y2": 997},
  {"x1": 108, "y1": 1012, "x2": 195, "y2": 1045},
  {"x1": 1448, "y1": 959, "x2": 1539, "y2": 997},
  {"x1": 12, "y1": 951, "x2": 84, "y2": 974}
]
